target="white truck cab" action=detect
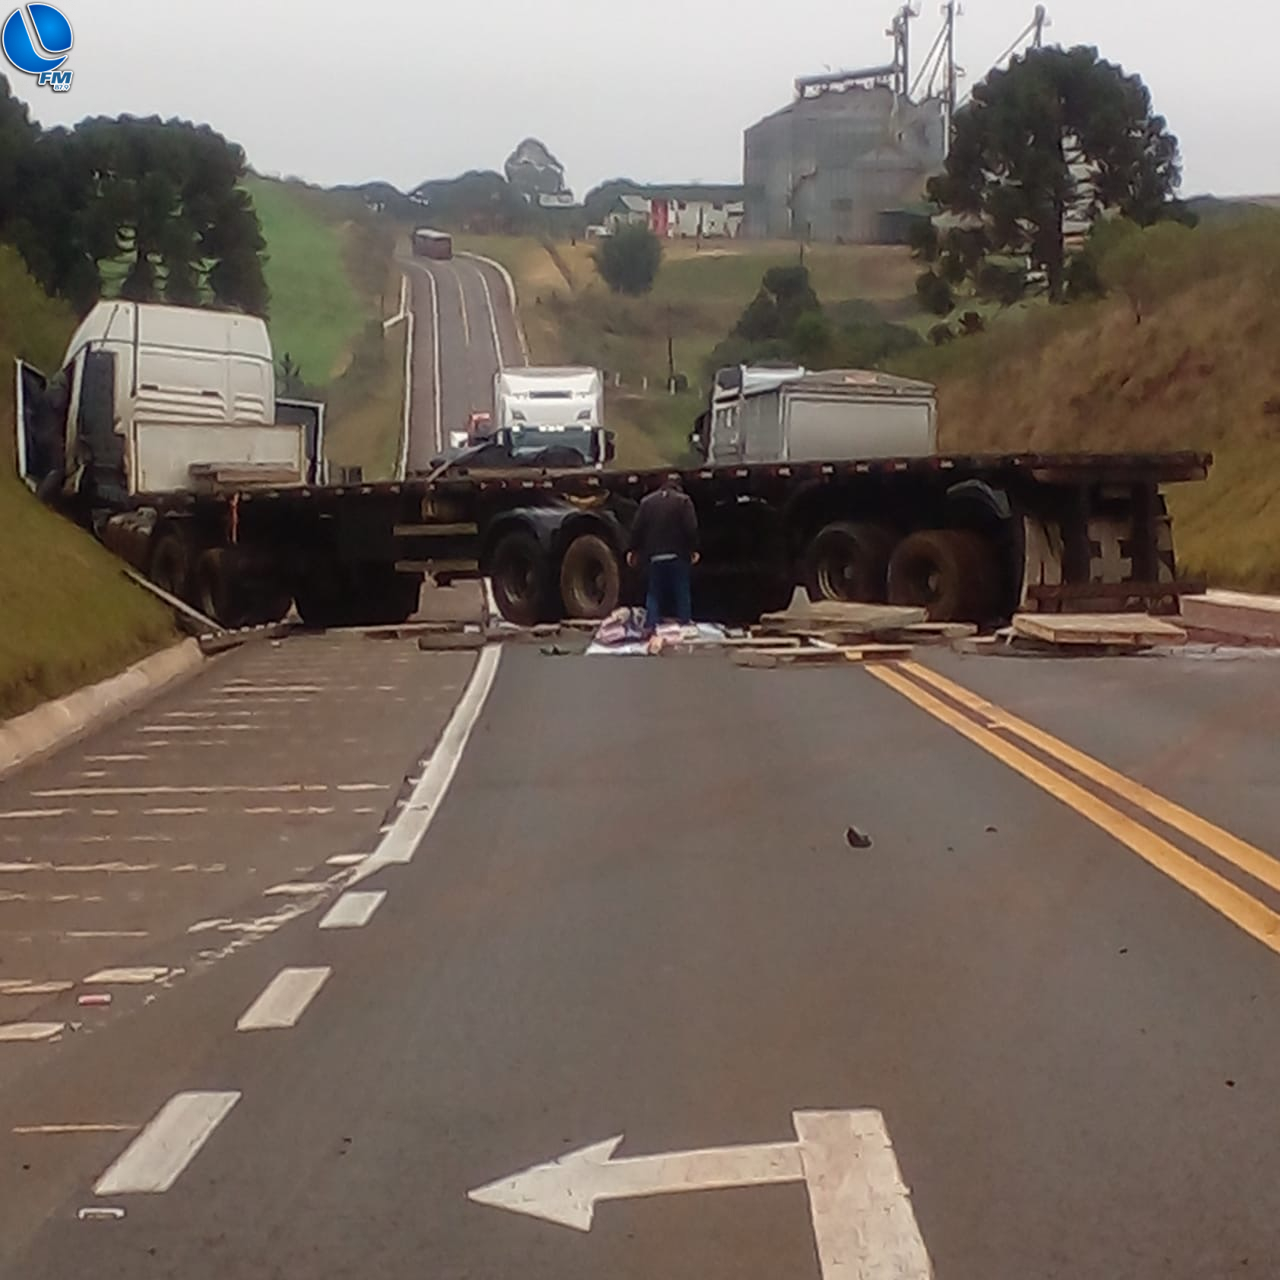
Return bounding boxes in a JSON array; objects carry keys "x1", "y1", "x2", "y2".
[{"x1": 17, "y1": 301, "x2": 324, "y2": 504}]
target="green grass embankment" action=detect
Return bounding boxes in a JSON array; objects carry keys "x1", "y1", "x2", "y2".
[
  {"x1": 248, "y1": 176, "x2": 403, "y2": 478},
  {"x1": 888, "y1": 212, "x2": 1280, "y2": 591},
  {"x1": 0, "y1": 248, "x2": 175, "y2": 719}
]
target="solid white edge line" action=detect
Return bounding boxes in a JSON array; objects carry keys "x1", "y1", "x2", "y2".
[
  {"x1": 236, "y1": 967, "x2": 331, "y2": 1031},
  {"x1": 428, "y1": 266, "x2": 443, "y2": 454},
  {"x1": 448, "y1": 262, "x2": 472, "y2": 348},
  {"x1": 349, "y1": 644, "x2": 501, "y2": 884},
  {"x1": 94, "y1": 1092, "x2": 240, "y2": 1195},
  {"x1": 473, "y1": 265, "x2": 506, "y2": 369},
  {"x1": 397, "y1": 280, "x2": 414, "y2": 481},
  {"x1": 459, "y1": 252, "x2": 528, "y2": 365},
  {"x1": 319, "y1": 890, "x2": 387, "y2": 930}
]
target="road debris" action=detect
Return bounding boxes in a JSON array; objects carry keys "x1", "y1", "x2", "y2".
[
  {"x1": 77, "y1": 1207, "x2": 126, "y2": 1222},
  {"x1": 1011, "y1": 612, "x2": 1187, "y2": 654},
  {"x1": 76, "y1": 993, "x2": 113, "y2": 1008},
  {"x1": 845, "y1": 827, "x2": 873, "y2": 850}
]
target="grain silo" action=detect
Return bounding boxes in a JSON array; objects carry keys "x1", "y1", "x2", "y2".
[{"x1": 742, "y1": 5, "x2": 947, "y2": 243}]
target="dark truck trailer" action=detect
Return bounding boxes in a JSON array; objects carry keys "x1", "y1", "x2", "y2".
[{"x1": 393, "y1": 449, "x2": 1212, "y2": 627}]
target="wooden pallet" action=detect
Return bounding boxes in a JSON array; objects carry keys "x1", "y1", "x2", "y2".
[
  {"x1": 1012, "y1": 613, "x2": 1187, "y2": 648},
  {"x1": 759, "y1": 602, "x2": 928, "y2": 636}
]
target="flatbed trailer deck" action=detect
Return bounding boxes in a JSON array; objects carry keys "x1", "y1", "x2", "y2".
[{"x1": 123, "y1": 449, "x2": 1209, "y2": 629}]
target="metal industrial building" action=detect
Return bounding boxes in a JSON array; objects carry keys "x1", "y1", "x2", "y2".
[
  {"x1": 743, "y1": 3, "x2": 1051, "y2": 244},
  {"x1": 743, "y1": 86, "x2": 945, "y2": 243}
]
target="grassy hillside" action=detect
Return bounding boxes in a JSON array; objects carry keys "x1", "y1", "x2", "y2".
[
  {"x1": 455, "y1": 235, "x2": 919, "y2": 467},
  {"x1": 249, "y1": 175, "x2": 405, "y2": 478},
  {"x1": 889, "y1": 213, "x2": 1280, "y2": 591},
  {"x1": 0, "y1": 248, "x2": 175, "y2": 720}
]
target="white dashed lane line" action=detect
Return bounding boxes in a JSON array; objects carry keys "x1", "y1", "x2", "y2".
[
  {"x1": 93, "y1": 1092, "x2": 241, "y2": 1195},
  {"x1": 319, "y1": 891, "x2": 386, "y2": 930},
  {"x1": 236, "y1": 967, "x2": 331, "y2": 1031}
]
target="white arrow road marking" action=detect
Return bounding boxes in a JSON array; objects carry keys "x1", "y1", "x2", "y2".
[
  {"x1": 468, "y1": 1110, "x2": 932, "y2": 1279},
  {"x1": 470, "y1": 1135, "x2": 802, "y2": 1231},
  {"x1": 94, "y1": 1092, "x2": 240, "y2": 1195}
]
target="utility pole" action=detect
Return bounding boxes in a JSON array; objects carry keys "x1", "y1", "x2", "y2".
[
  {"x1": 889, "y1": 5, "x2": 914, "y2": 99},
  {"x1": 666, "y1": 306, "x2": 675, "y2": 392},
  {"x1": 1032, "y1": 4, "x2": 1048, "y2": 48},
  {"x1": 943, "y1": 1, "x2": 958, "y2": 145}
]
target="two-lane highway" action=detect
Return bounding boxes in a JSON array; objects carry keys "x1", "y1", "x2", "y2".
[
  {"x1": 403, "y1": 251, "x2": 526, "y2": 470},
  {"x1": 5, "y1": 640, "x2": 1280, "y2": 1277}
]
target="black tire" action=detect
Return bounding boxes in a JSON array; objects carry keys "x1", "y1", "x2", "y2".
[
  {"x1": 559, "y1": 533, "x2": 621, "y2": 620},
  {"x1": 887, "y1": 529, "x2": 999, "y2": 622},
  {"x1": 490, "y1": 529, "x2": 551, "y2": 626},
  {"x1": 359, "y1": 569, "x2": 422, "y2": 625},
  {"x1": 149, "y1": 531, "x2": 192, "y2": 601},
  {"x1": 242, "y1": 585, "x2": 295, "y2": 627},
  {"x1": 194, "y1": 548, "x2": 247, "y2": 628},
  {"x1": 294, "y1": 576, "x2": 348, "y2": 630},
  {"x1": 803, "y1": 521, "x2": 896, "y2": 603}
]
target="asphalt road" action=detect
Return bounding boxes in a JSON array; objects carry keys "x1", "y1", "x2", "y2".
[
  {"x1": 402, "y1": 252, "x2": 525, "y2": 471},
  {"x1": 4, "y1": 639, "x2": 1280, "y2": 1277}
]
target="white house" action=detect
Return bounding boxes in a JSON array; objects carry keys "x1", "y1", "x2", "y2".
[{"x1": 604, "y1": 191, "x2": 745, "y2": 239}]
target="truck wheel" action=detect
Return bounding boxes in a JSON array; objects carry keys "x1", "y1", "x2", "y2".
[
  {"x1": 490, "y1": 529, "x2": 551, "y2": 626},
  {"x1": 242, "y1": 585, "x2": 295, "y2": 627},
  {"x1": 359, "y1": 569, "x2": 422, "y2": 625},
  {"x1": 294, "y1": 579, "x2": 346, "y2": 630},
  {"x1": 559, "y1": 534, "x2": 621, "y2": 619},
  {"x1": 887, "y1": 529, "x2": 999, "y2": 623},
  {"x1": 194, "y1": 549, "x2": 247, "y2": 629},
  {"x1": 149, "y1": 531, "x2": 192, "y2": 602},
  {"x1": 803, "y1": 521, "x2": 896, "y2": 603}
]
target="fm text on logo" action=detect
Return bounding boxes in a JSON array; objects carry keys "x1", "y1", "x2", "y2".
[{"x1": 3, "y1": 4, "x2": 73, "y2": 92}]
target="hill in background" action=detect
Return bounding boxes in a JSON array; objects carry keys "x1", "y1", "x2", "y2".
[{"x1": 892, "y1": 211, "x2": 1280, "y2": 591}]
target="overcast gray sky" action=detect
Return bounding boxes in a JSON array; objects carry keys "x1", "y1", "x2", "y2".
[{"x1": 9, "y1": 0, "x2": 1276, "y2": 198}]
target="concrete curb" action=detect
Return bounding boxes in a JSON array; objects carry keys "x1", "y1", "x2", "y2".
[
  {"x1": 1181, "y1": 590, "x2": 1280, "y2": 644},
  {"x1": 0, "y1": 638, "x2": 205, "y2": 782}
]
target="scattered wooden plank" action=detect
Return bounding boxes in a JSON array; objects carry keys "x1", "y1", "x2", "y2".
[
  {"x1": 188, "y1": 463, "x2": 302, "y2": 489},
  {"x1": 759, "y1": 602, "x2": 928, "y2": 635},
  {"x1": 952, "y1": 636, "x2": 1003, "y2": 656},
  {"x1": 418, "y1": 632, "x2": 487, "y2": 652},
  {"x1": 732, "y1": 644, "x2": 912, "y2": 669},
  {"x1": 1013, "y1": 612, "x2": 1187, "y2": 648}
]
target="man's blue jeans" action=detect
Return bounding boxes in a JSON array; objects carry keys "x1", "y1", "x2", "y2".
[{"x1": 644, "y1": 557, "x2": 692, "y2": 631}]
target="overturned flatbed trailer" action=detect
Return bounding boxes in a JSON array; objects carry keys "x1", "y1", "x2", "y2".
[
  {"x1": 46, "y1": 443, "x2": 1210, "y2": 630},
  {"x1": 388, "y1": 449, "x2": 1213, "y2": 627}
]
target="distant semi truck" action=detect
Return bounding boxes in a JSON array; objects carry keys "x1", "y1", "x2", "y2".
[
  {"x1": 412, "y1": 228, "x2": 453, "y2": 261},
  {"x1": 492, "y1": 365, "x2": 609, "y2": 467}
]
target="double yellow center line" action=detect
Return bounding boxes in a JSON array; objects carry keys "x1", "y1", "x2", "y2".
[{"x1": 868, "y1": 661, "x2": 1280, "y2": 954}]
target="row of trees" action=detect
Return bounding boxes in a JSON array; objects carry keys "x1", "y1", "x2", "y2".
[{"x1": 0, "y1": 75, "x2": 268, "y2": 315}]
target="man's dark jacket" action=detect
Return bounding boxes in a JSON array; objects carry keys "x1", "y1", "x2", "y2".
[{"x1": 629, "y1": 486, "x2": 699, "y2": 563}]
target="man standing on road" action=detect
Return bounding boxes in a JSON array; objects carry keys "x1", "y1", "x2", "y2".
[{"x1": 627, "y1": 473, "x2": 700, "y2": 631}]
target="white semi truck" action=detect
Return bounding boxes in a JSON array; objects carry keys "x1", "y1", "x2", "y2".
[{"x1": 492, "y1": 365, "x2": 608, "y2": 466}]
